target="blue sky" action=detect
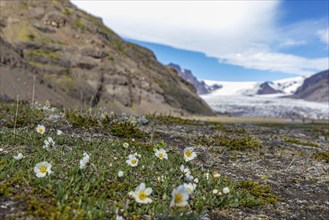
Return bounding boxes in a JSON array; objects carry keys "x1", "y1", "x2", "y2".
[
  {"x1": 127, "y1": 38, "x2": 292, "y2": 81},
  {"x1": 72, "y1": 0, "x2": 328, "y2": 82}
]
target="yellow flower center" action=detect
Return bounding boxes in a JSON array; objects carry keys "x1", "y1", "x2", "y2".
[
  {"x1": 158, "y1": 153, "x2": 164, "y2": 158},
  {"x1": 39, "y1": 166, "x2": 47, "y2": 173},
  {"x1": 138, "y1": 191, "x2": 147, "y2": 201},
  {"x1": 131, "y1": 159, "x2": 137, "y2": 165},
  {"x1": 175, "y1": 193, "x2": 183, "y2": 204},
  {"x1": 38, "y1": 128, "x2": 44, "y2": 133},
  {"x1": 185, "y1": 150, "x2": 192, "y2": 157},
  {"x1": 188, "y1": 188, "x2": 192, "y2": 193}
]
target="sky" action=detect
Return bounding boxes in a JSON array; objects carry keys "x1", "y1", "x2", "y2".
[{"x1": 71, "y1": 0, "x2": 329, "y2": 82}]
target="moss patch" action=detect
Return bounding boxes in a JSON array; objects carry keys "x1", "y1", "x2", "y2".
[
  {"x1": 284, "y1": 138, "x2": 318, "y2": 147},
  {"x1": 148, "y1": 114, "x2": 200, "y2": 126},
  {"x1": 313, "y1": 151, "x2": 329, "y2": 163},
  {"x1": 110, "y1": 121, "x2": 144, "y2": 138},
  {"x1": 65, "y1": 111, "x2": 145, "y2": 138},
  {"x1": 26, "y1": 49, "x2": 60, "y2": 60},
  {"x1": 73, "y1": 18, "x2": 87, "y2": 31},
  {"x1": 237, "y1": 180, "x2": 281, "y2": 205},
  {"x1": 197, "y1": 134, "x2": 261, "y2": 150}
]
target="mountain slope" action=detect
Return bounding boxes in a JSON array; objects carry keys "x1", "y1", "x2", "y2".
[
  {"x1": 291, "y1": 70, "x2": 329, "y2": 103},
  {"x1": 0, "y1": 0, "x2": 214, "y2": 115}
]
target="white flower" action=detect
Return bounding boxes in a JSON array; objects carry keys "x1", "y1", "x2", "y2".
[
  {"x1": 194, "y1": 178, "x2": 199, "y2": 183},
  {"x1": 223, "y1": 187, "x2": 230, "y2": 194},
  {"x1": 126, "y1": 154, "x2": 138, "y2": 167},
  {"x1": 129, "y1": 183, "x2": 152, "y2": 204},
  {"x1": 43, "y1": 137, "x2": 55, "y2": 150},
  {"x1": 34, "y1": 161, "x2": 52, "y2": 178},
  {"x1": 186, "y1": 175, "x2": 194, "y2": 182},
  {"x1": 116, "y1": 214, "x2": 124, "y2": 220},
  {"x1": 180, "y1": 165, "x2": 191, "y2": 177},
  {"x1": 80, "y1": 152, "x2": 90, "y2": 169},
  {"x1": 213, "y1": 171, "x2": 221, "y2": 178},
  {"x1": 157, "y1": 176, "x2": 165, "y2": 182},
  {"x1": 36, "y1": 125, "x2": 45, "y2": 134},
  {"x1": 183, "y1": 183, "x2": 197, "y2": 194},
  {"x1": 123, "y1": 142, "x2": 129, "y2": 148},
  {"x1": 133, "y1": 152, "x2": 141, "y2": 158},
  {"x1": 131, "y1": 138, "x2": 135, "y2": 142},
  {"x1": 155, "y1": 148, "x2": 168, "y2": 160},
  {"x1": 56, "y1": 130, "x2": 62, "y2": 135},
  {"x1": 115, "y1": 208, "x2": 125, "y2": 220},
  {"x1": 128, "y1": 191, "x2": 135, "y2": 198},
  {"x1": 118, "y1": 171, "x2": 124, "y2": 177},
  {"x1": 205, "y1": 172, "x2": 210, "y2": 180},
  {"x1": 213, "y1": 189, "x2": 219, "y2": 194},
  {"x1": 170, "y1": 185, "x2": 189, "y2": 207},
  {"x1": 13, "y1": 153, "x2": 24, "y2": 160},
  {"x1": 183, "y1": 147, "x2": 197, "y2": 162},
  {"x1": 0, "y1": 148, "x2": 3, "y2": 152}
]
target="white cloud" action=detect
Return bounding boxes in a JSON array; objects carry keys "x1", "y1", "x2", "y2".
[
  {"x1": 71, "y1": 0, "x2": 328, "y2": 75},
  {"x1": 71, "y1": 0, "x2": 278, "y2": 53},
  {"x1": 220, "y1": 50, "x2": 328, "y2": 75},
  {"x1": 317, "y1": 28, "x2": 329, "y2": 45},
  {"x1": 278, "y1": 39, "x2": 306, "y2": 48}
]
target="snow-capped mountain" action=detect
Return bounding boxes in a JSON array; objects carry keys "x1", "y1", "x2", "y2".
[
  {"x1": 204, "y1": 76, "x2": 305, "y2": 97},
  {"x1": 201, "y1": 75, "x2": 328, "y2": 120},
  {"x1": 269, "y1": 76, "x2": 306, "y2": 95},
  {"x1": 204, "y1": 80, "x2": 258, "y2": 96}
]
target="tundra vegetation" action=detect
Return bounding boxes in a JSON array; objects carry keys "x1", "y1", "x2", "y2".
[{"x1": 0, "y1": 100, "x2": 328, "y2": 219}]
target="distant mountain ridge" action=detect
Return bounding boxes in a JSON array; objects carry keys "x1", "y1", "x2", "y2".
[
  {"x1": 200, "y1": 70, "x2": 328, "y2": 119},
  {"x1": 167, "y1": 63, "x2": 221, "y2": 95},
  {"x1": 204, "y1": 75, "x2": 310, "y2": 98},
  {"x1": 255, "y1": 77, "x2": 306, "y2": 96},
  {"x1": 257, "y1": 82, "x2": 283, "y2": 95}
]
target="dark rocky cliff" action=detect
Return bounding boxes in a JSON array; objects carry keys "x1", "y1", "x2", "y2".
[
  {"x1": 167, "y1": 63, "x2": 221, "y2": 95},
  {"x1": 291, "y1": 70, "x2": 329, "y2": 103}
]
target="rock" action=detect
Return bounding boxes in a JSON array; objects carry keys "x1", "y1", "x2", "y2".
[
  {"x1": 318, "y1": 136, "x2": 326, "y2": 141},
  {"x1": 81, "y1": 48, "x2": 108, "y2": 59},
  {"x1": 33, "y1": 24, "x2": 56, "y2": 33},
  {"x1": 43, "y1": 12, "x2": 66, "y2": 28},
  {"x1": 137, "y1": 115, "x2": 149, "y2": 125}
]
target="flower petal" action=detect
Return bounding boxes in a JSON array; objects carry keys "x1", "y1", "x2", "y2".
[{"x1": 145, "y1": 187, "x2": 152, "y2": 195}]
